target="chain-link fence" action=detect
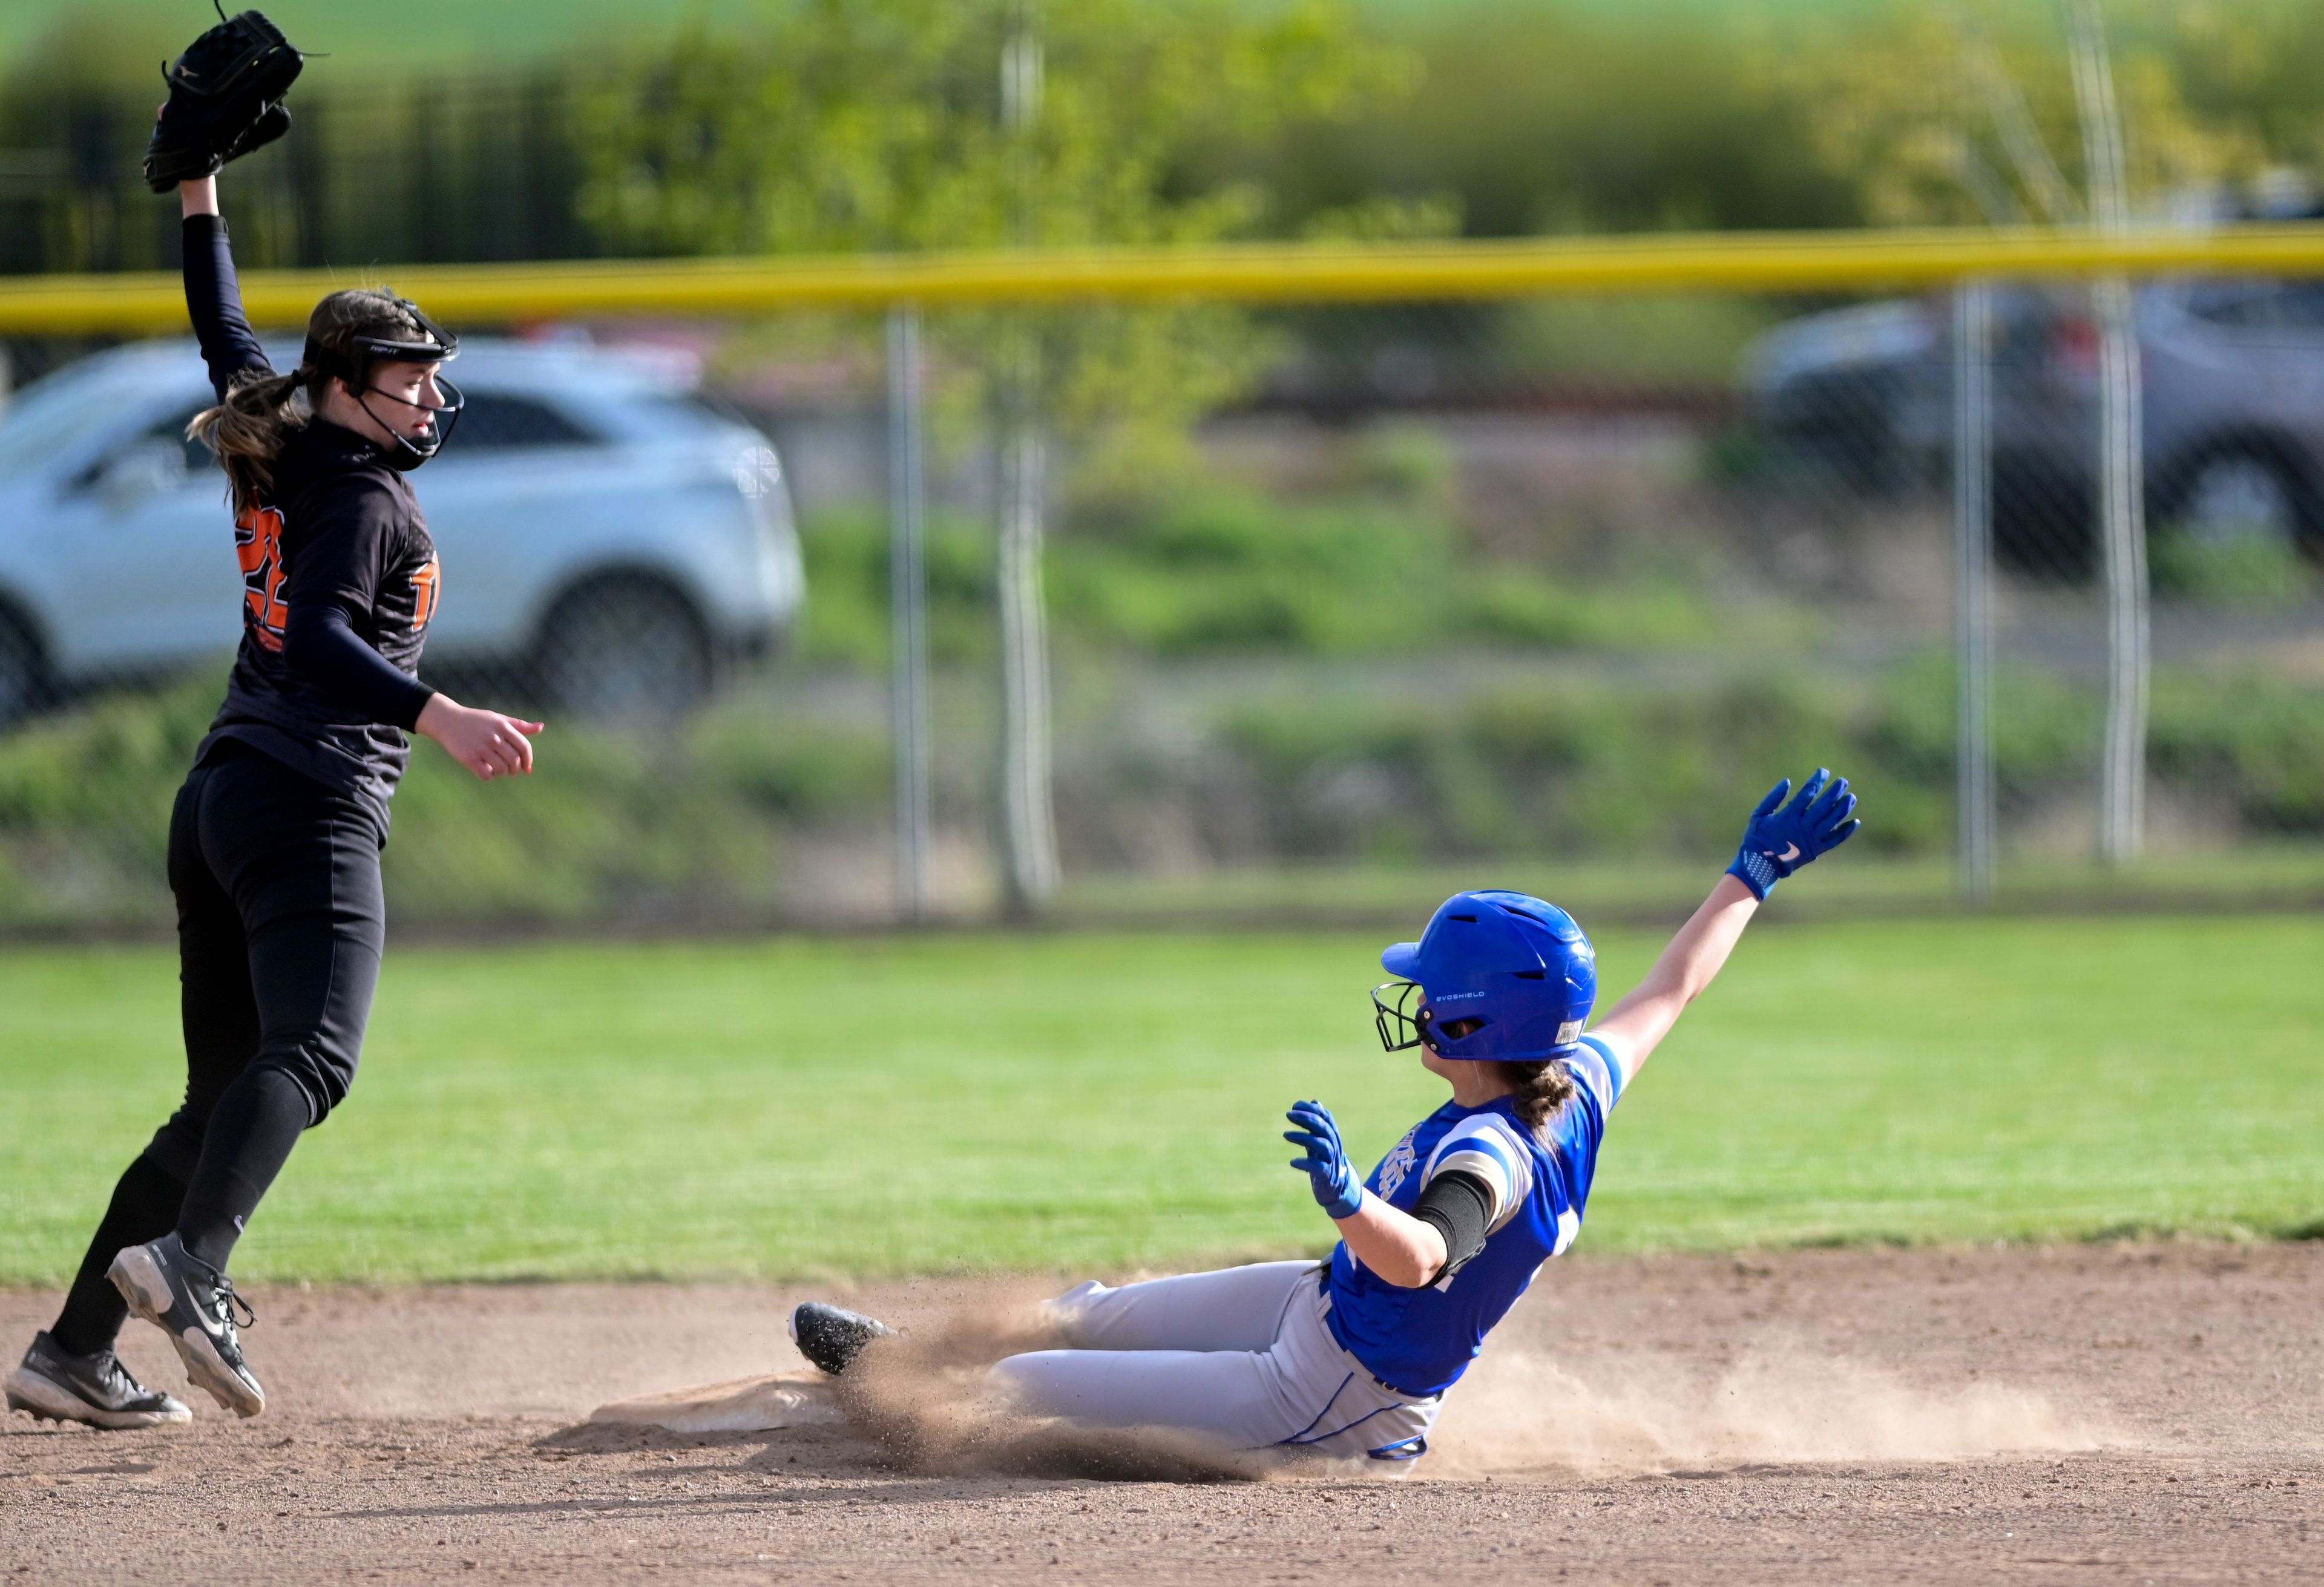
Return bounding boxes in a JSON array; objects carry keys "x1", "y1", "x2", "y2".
[
  {"x1": 0, "y1": 69, "x2": 597, "y2": 287},
  {"x1": 3, "y1": 258, "x2": 2323, "y2": 932}
]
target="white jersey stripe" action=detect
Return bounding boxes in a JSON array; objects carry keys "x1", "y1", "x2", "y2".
[
  {"x1": 1422, "y1": 1114, "x2": 1535, "y2": 1231},
  {"x1": 1432, "y1": 1149, "x2": 1514, "y2": 1223},
  {"x1": 1573, "y1": 1032, "x2": 1630, "y2": 1110},
  {"x1": 1552, "y1": 1206, "x2": 1581, "y2": 1255}
]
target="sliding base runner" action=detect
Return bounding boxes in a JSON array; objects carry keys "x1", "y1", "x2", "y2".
[{"x1": 787, "y1": 773, "x2": 1860, "y2": 1462}]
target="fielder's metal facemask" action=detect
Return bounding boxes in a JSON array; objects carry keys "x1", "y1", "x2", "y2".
[{"x1": 306, "y1": 298, "x2": 464, "y2": 471}]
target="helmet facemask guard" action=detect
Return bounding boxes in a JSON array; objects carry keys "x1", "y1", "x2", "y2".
[
  {"x1": 305, "y1": 296, "x2": 464, "y2": 471},
  {"x1": 1374, "y1": 980, "x2": 1496, "y2": 1056},
  {"x1": 1373, "y1": 890, "x2": 1596, "y2": 1064},
  {"x1": 1372, "y1": 978, "x2": 1428, "y2": 1052}
]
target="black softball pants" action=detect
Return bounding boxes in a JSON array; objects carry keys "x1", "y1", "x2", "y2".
[{"x1": 50, "y1": 742, "x2": 385, "y2": 1356}]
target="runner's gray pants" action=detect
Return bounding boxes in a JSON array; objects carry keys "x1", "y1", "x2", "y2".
[{"x1": 990, "y1": 1260, "x2": 1439, "y2": 1462}]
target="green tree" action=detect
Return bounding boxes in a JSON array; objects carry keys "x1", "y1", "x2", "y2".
[
  {"x1": 1762, "y1": 0, "x2": 2317, "y2": 229},
  {"x1": 572, "y1": 0, "x2": 1417, "y2": 491}
]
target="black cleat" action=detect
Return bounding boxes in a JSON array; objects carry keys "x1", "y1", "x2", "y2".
[
  {"x1": 6, "y1": 1330, "x2": 192, "y2": 1430},
  {"x1": 789, "y1": 1302, "x2": 896, "y2": 1375},
  {"x1": 108, "y1": 1234, "x2": 264, "y2": 1418}
]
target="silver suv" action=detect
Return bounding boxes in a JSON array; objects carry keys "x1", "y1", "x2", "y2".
[{"x1": 0, "y1": 337, "x2": 803, "y2": 725}]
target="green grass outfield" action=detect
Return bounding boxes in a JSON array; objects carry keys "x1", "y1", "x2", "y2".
[{"x1": 2, "y1": 917, "x2": 2319, "y2": 1285}]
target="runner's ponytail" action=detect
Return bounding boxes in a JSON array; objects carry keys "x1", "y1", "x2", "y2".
[{"x1": 1491, "y1": 1059, "x2": 1576, "y2": 1134}]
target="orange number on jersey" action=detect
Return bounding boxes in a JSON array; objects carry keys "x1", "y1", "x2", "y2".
[
  {"x1": 234, "y1": 505, "x2": 289, "y2": 652},
  {"x1": 410, "y1": 558, "x2": 441, "y2": 630}
]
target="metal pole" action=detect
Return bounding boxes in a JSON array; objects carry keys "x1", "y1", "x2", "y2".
[
  {"x1": 2067, "y1": 0, "x2": 2148, "y2": 866},
  {"x1": 2091, "y1": 273, "x2": 2148, "y2": 865},
  {"x1": 997, "y1": 404, "x2": 1059, "y2": 909},
  {"x1": 887, "y1": 306, "x2": 931, "y2": 920},
  {"x1": 994, "y1": 1, "x2": 1060, "y2": 912},
  {"x1": 1953, "y1": 280, "x2": 1995, "y2": 901}
]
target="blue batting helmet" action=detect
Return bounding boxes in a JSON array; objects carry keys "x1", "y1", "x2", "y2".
[{"x1": 1372, "y1": 890, "x2": 1596, "y2": 1063}]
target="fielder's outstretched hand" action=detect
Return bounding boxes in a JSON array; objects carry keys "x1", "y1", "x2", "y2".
[
  {"x1": 1727, "y1": 767, "x2": 1859, "y2": 900},
  {"x1": 416, "y1": 694, "x2": 545, "y2": 782},
  {"x1": 1284, "y1": 1101, "x2": 1364, "y2": 1220}
]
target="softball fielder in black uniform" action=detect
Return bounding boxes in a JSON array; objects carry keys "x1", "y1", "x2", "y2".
[{"x1": 5, "y1": 165, "x2": 543, "y2": 1428}]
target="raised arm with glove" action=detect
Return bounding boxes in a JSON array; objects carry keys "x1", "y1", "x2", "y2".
[
  {"x1": 143, "y1": 8, "x2": 305, "y2": 194},
  {"x1": 1726, "y1": 767, "x2": 1860, "y2": 901},
  {"x1": 1587, "y1": 768, "x2": 1863, "y2": 1086}
]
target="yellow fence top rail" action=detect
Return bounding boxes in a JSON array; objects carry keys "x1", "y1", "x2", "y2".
[{"x1": 10, "y1": 224, "x2": 2324, "y2": 334}]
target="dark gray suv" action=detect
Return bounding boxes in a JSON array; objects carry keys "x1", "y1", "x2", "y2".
[{"x1": 1744, "y1": 278, "x2": 2324, "y2": 576}]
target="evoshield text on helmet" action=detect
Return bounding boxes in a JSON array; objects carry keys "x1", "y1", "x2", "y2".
[{"x1": 1371, "y1": 889, "x2": 1597, "y2": 1063}]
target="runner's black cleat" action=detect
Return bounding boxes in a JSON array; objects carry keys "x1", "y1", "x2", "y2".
[
  {"x1": 5, "y1": 1330, "x2": 192, "y2": 1430},
  {"x1": 108, "y1": 1234, "x2": 265, "y2": 1418},
  {"x1": 789, "y1": 1302, "x2": 896, "y2": 1375}
]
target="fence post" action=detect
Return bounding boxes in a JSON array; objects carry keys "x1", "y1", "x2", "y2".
[
  {"x1": 994, "y1": 1, "x2": 1060, "y2": 914},
  {"x1": 1953, "y1": 280, "x2": 1995, "y2": 901},
  {"x1": 996, "y1": 386, "x2": 1060, "y2": 911},
  {"x1": 2069, "y1": 0, "x2": 2149, "y2": 866},
  {"x1": 887, "y1": 305, "x2": 931, "y2": 921},
  {"x1": 2090, "y1": 275, "x2": 2148, "y2": 866}
]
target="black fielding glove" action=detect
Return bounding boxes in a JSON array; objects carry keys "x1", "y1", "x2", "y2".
[{"x1": 142, "y1": 9, "x2": 305, "y2": 194}]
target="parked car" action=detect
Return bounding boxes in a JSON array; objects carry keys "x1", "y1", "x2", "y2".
[
  {"x1": 1743, "y1": 278, "x2": 2324, "y2": 575},
  {"x1": 0, "y1": 337, "x2": 803, "y2": 726}
]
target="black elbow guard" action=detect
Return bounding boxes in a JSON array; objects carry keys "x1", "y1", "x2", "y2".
[{"x1": 1411, "y1": 1170, "x2": 1494, "y2": 1282}]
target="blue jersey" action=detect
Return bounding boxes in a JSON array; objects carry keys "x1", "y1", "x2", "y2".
[{"x1": 1323, "y1": 1032, "x2": 1630, "y2": 1398}]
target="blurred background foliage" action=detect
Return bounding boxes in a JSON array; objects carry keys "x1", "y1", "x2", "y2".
[
  {"x1": 15, "y1": 1, "x2": 2324, "y2": 275},
  {"x1": 566, "y1": 0, "x2": 1421, "y2": 495},
  {"x1": 6, "y1": 0, "x2": 2324, "y2": 927},
  {"x1": 14, "y1": 0, "x2": 2324, "y2": 447},
  {"x1": 15, "y1": 0, "x2": 2324, "y2": 453},
  {"x1": 9, "y1": 627, "x2": 2323, "y2": 929}
]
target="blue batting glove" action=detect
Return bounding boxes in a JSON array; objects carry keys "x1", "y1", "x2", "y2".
[
  {"x1": 1727, "y1": 768, "x2": 1861, "y2": 900},
  {"x1": 1284, "y1": 1100, "x2": 1364, "y2": 1220}
]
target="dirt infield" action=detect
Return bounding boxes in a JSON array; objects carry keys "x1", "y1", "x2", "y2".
[{"x1": 5, "y1": 1243, "x2": 2320, "y2": 1584}]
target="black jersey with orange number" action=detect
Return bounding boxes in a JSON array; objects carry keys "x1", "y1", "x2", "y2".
[
  {"x1": 183, "y1": 214, "x2": 441, "y2": 829},
  {"x1": 202, "y1": 422, "x2": 442, "y2": 819}
]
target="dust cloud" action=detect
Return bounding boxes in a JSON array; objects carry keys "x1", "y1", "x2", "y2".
[
  {"x1": 828, "y1": 1298, "x2": 1301, "y2": 1483},
  {"x1": 826, "y1": 1298, "x2": 2101, "y2": 1484},
  {"x1": 1428, "y1": 1346, "x2": 2107, "y2": 1477}
]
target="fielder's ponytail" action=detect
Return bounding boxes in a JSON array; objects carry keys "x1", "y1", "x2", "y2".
[
  {"x1": 1491, "y1": 1059, "x2": 1576, "y2": 1134},
  {"x1": 188, "y1": 285, "x2": 443, "y2": 515},
  {"x1": 189, "y1": 367, "x2": 309, "y2": 515}
]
